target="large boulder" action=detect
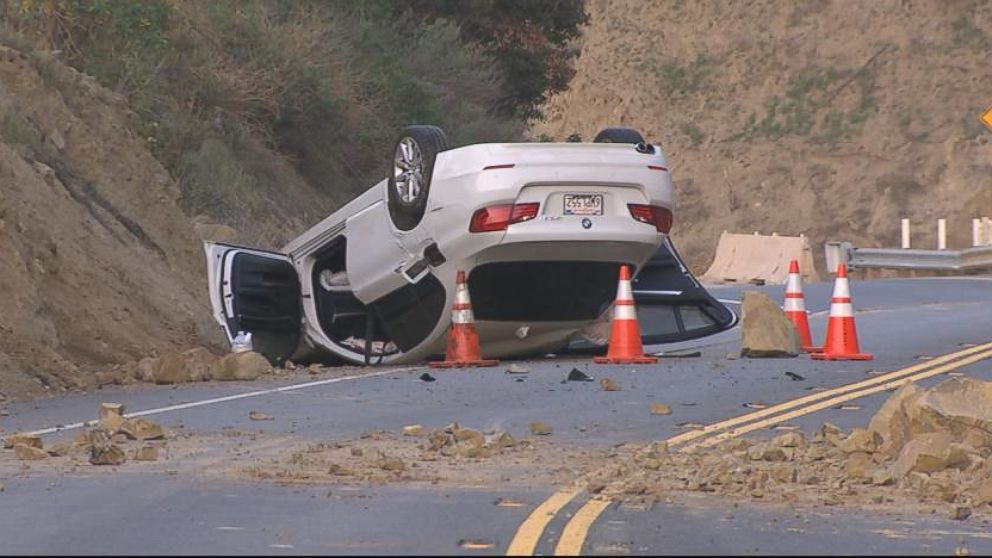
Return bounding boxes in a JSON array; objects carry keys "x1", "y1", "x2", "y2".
[
  {"x1": 903, "y1": 377, "x2": 992, "y2": 448},
  {"x1": 867, "y1": 382, "x2": 923, "y2": 459},
  {"x1": 739, "y1": 291, "x2": 801, "y2": 358},
  {"x1": 889, "y1": 431, "x2": 973, "y2": 478},
  {"x1": 180, "y1": 347, "x2": 218, "y2": 382},
  {"x1": 153, "y1": 347, "x2": 219, "y2": 384},
  {"x1": 154, "y1": 352, "x2": 188, "y2": 385},
  {"x1": 210, "y1": 351, "x2": 270, "y2": 381}
]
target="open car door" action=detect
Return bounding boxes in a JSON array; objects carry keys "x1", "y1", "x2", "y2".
[
  {"x1": 569, "y1": 237, "x2": 737, "y2": 350},
  {"x1": 204, "y1": 242, "x2": 302, "y2": 365}
]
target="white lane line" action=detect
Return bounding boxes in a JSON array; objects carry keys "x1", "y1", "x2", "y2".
[
  {"x1": 716, "y1": 298, "x2": 741, "y2": 305},
  {"x1": 25, "y1": 367, "x2": 420, "y2": 437}
]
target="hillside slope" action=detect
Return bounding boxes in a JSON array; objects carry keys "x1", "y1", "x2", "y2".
[
  {"x1": 0, "y1": 46, "x2": 221, "y2": 399},
  {"x1": 532, "y1": 0, "x2": 992, "y2": 273}
]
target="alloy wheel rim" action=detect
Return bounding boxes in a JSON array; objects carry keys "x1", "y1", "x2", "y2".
[{"x1": 393, "y1": 138, "x2": 424, "y2": 204}]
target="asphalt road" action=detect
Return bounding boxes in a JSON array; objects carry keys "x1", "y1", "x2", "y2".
[{"x1": 1, "y1": 275, "x2": 991, "y2": 555}]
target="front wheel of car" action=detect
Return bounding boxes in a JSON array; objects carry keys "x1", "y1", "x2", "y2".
[{"x1": 387, "y1": 125, "x2": 451, "y2": 231}]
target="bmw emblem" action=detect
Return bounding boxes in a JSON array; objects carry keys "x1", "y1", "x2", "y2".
[{"x1": 581, "y1": 218, "x2": 593, "y2": 229}]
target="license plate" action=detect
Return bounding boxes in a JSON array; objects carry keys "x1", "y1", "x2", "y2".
[{"x1": 563, "y1": 194, "x2": 603, "y2": 216}]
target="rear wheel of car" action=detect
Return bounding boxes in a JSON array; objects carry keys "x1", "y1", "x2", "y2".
[
  {"x1": 387, "y1": 125, "x2": 450, "y2": 231},
  {"x1": 593, "y1": 127, "x2": 646, "y2": 144}
]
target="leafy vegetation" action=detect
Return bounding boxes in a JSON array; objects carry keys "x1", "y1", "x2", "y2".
[
  {"x1": 653, "y1": 55, "x2": 713, "y2": 99},
  {"x1": 0, "y1": 107, "x2": 54, "y2": 158},
  {"x1": 734, "y1": 63, "x2": 878, "y2": 144},
  {"x1": 680, "y1": 122, "x2": 705, "y2": 147},
  {"x1": 0, "y1": 0, "x2": 586, "y2": 240}
]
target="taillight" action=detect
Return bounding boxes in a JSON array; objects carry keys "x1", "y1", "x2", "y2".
[
  {"x1": 470, "y1": 203, "x2": 540, "y2": 232},
  {"x1": 627, "y1": 204, "x2": 673, "y2": 233}
]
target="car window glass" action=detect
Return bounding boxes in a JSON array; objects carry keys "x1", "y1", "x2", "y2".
[
  {"x1": 679, "y1": 305, "x2": 716, "y2": 330},
  {"x1": 636, "y1": 304, "x2": 681, "y2": 337}
]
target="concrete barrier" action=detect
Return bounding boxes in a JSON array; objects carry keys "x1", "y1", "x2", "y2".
[{"x1": 701, "y1": 232, "x2": 819, "y2": 285}]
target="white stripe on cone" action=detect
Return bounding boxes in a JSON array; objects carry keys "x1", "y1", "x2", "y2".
[
  {"x1": 830, "y1": 302, "x2": 854, "y2": 318},
  {"x1": 784, "y1": 297, "x2": 805, "y2": 312},
  {"x1": 828, "y1": 276, "x2": 853, "y2": 318},
  {"x1": 833, "y1": 276, "x2": 851, "y2": 299},
  {"x1": 612, "y1": 277, "x2": 638, "y2": 321},
  {"x1": 617, "y1": 278, "x2": 633, "y2": 301},
  {"x1": 614, "y1": 304, "x2": 637, "y2": 320},
  {"x1": 453, "y1": 309, "x2": 474, "y2": 324},
  {"x1": 455, "y1": 283, "x2": 471, "y2": 306},
  {"x1": 785, "y1": 273, "x2": 802, "y2": 295}
]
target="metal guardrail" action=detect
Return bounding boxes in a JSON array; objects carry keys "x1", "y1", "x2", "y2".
[{"x1": 825, "y1": 241, "x2": 992, "y2": 272}]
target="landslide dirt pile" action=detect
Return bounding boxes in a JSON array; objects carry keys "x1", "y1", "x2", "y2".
[
  {"x1": 0, "y1": 45, "x2": 221, "y2": 399},
  {"x1": 593, "y1": 377, "x2": 992, "y2": 517},
  {"x1": 531, "y1": 0, "x2": 992, "y2": 273},
  {"x1": 244, "y1": 422, "x2": 603, "y2": 488}
]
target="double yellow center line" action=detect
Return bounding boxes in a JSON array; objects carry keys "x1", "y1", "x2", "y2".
[{"x1": 506, "y1": 340, "x2": 992, "y2": 556}]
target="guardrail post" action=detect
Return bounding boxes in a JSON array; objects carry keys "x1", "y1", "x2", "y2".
[
  {"x1": 901, "y1": 218, "x2": 911, "y2": 249},
  {"x1": 937, "y1": 219, "x2": 947, "y2": 250},
  {"x1": 974, "y1": 218, "x2": 982, "y2": 247},
  {"x1": 824, "y1": 241, "x2": 851, "y2": 273}
]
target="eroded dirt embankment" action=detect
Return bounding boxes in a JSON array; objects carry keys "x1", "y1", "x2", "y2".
[
  {"x1": 0, "y1": 46, "x2": 222, "y2": 400},
  {"x1": 532, "y1": 0, "x2": 992, "y2": 273}
]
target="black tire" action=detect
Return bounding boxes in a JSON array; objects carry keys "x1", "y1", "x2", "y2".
[
  {"x1": 593, "y1": 127, "x2": 646, "y2": 144},
  {"x1": 387, "y1": 125, "x2": 451, "y2": 231}
]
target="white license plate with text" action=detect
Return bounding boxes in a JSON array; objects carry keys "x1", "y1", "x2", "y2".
[{"x1": 563, "y1": 194, "x2": 603, "y2": 216}]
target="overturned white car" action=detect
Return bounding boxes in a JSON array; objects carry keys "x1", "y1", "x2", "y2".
[{"x1": 205, "y1": 126, "x2": 735, "y2": 366}]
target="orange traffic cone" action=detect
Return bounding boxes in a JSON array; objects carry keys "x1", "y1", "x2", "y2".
[
  {"x1": 430, "y1": 270, "x2": 498, "y2": 368},
  {"x1": 594, "y1": 265, "x2": 658, "y2": 365},
  {"x1": 784, "y1": 260, "x2": 821, "y2": 353},
  {"x1": 811, "y1": 263, "x2": 873, "y2": 361}
]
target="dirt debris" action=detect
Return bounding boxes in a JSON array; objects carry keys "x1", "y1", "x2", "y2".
[
  {"x1": 46, "y1": 443, "x2": 72, "y2": 457},
  {"x1": 248, "y1": 411, "x2": 274, "y2": 421},
  {"x1": 3, "y1": 433, "x2": 42, "y2": 450},
  {"x1": 529, "y1": 422, "x2": 553, "y2": 436},
  {"x1": 132, "y1": 445, "x2": 160, "y2": 462},
  {"x1": 590, "y1": 377, "x2": 992, "y2": 518},
  {"x1": 375, "y1": 452, "x2": 407, "y2": 473},
  {"x1": 506, "y1": 364, "x2": 529, "y2": 374},
  {"x1": 402, "y1": 425, "x2": 425, "y2": 437},
  {"x1": 14, "y1": 444, "x2": 48, "y2": 461},
  {"x1": 90, "y1": 442, "x2": 126, "y2": 466},
  {"x1": 118, "y1": 418, "x2": 165, "y2": 441},
  {"x1": 98, "y1": 403, "x2": 125, "y2": 431},
  {"x1": 650, "y1": 403, "x2": 672, "y2": 416},
  {"x1": 950, "y1": 506, "x2": 973, "y2": 521},
  {"x1": 239, "y1": 421, "x2": 594, "y2": 489},
  {"x1": 600, "y1": 378, "x2": 622, "y2": 392}
]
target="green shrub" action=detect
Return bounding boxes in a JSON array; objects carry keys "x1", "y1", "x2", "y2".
[{"x1": 2, "y1": 0, "x2": 578, "y2": 244}]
